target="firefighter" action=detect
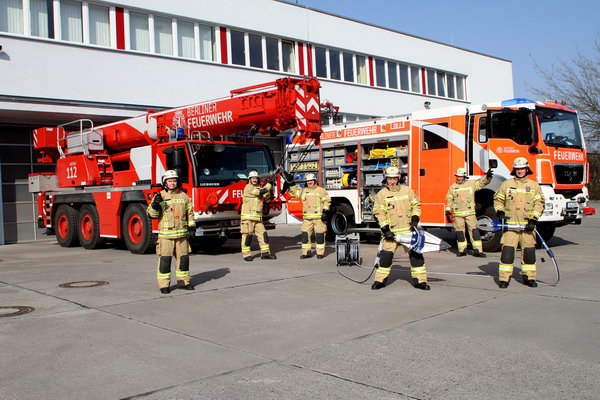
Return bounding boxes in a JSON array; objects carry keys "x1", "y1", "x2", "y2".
[
  {"x1": 240, "y1": 170, "x2": 277, "y2": 261},
  {"x1": 494, "y1": 157, "x2": 545, "y2": 288},
  {"x1": 288, "y1": 173, "x2": 331, "y2": 259},
  {"x1": 372, "y1": 166, "x2": 430, "y2": 291},
  {"x1": 147, "y1": 170, "x2": 196, "y2": 294},
  {"x1": 445, "y1": 167, "x2": 493, "y2": 257}
]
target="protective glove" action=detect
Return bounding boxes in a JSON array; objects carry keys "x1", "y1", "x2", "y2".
[
  {"x1": 321, "y1": 209, "x2": 329, "y2": 222},
  {"x1": 283, "y1": 171, "x2": 294, "y2": 183},
  {"x1": 258, "y1": 188, "x2": 268, "y2": 196},
  {"x1": 266, "y1": 175, "x2": 276, "y2": 185},
  {"x1": 188, "y1": 225, "x2": 197, "y2": 236},
  {"x1": 445, "y1": 211, "x2": 453, "y2": 223},
  {"x1": 381, "y1": 225, "x2": 395, "y2": 241},
  {"x1": 151, "y1": 193, "x2": 163, "y2": 211},
  {"x1": 410, "y1": 215, "x2": 420, "y2": 230},
  {"x1": 496, "y1": 210, "x2": 505, "y2": 220},
  {"x1": 525, "y1": 218, "x2": 537, "y2": 232},
  {"x1": 486, "y1": 169, "x2": 494, "y2": 178}
]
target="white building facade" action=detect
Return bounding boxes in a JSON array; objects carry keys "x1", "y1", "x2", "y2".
[{"x1": 0, "y1": 0, "x2": 513, "y2": 243}]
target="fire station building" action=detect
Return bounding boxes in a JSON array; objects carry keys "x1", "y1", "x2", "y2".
[{"x1": 0, "y1": 0, "x2": 513, "y2": 244}]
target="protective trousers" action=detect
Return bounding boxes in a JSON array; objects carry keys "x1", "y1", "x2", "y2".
[
  {"x1": 499, "y1": 230, "x2": 537, "y2": 282},
  {"x1": 374, "y1": 238, "x2": 427, "y2": 284},
  {"x1": 454, "y1": 214, "x2": 482, "y2": 252},
  {"x1": 240, "y1": 220, "x2": 270, "y2": 257},
  {"x1": 156, "y1": 237, "x2": 191, "y2": 289},
  {"x1": 301, "y1": 219, "x2": 326, "y2": 256}
]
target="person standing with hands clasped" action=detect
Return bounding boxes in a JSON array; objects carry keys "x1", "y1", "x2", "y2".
[
  {"x1": 240, "y1": 170, "x2": 277, "y2": 261},
  {"x1": 372, "y1": 167, "x2": 430, "y2": 291},
  {"x1": 494, "y1": 157, "x2": 544, "y2": 288},
  {"x1": 147, "y1": 170, "x2": 196, "y2": 294},
  {"x1": 288, "y1": 173, "x2": 331, "y2": 259},
  {"x1": 445, "y1": 167, "x2": 492, "y2": 257}
]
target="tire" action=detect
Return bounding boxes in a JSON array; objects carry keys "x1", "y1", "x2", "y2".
[
  {"x1": 122, "y1": 203, "x2": 155, "y2": 254},
  {"x1": 478, "y1": 206, "x2": 503, "y2": 252},
  {"x1": 54, "y1": 204, "x2": 80, "y2": 247},
  {"x1": 327, "y1": 203, "x2": 355, "y2": 240},
  {"x1": 78, "y1": 204, "x2": 105, "y2": 249},
  {"x1": 191, "y1": 236, "x2": 227, "y2": 253},
  {"x1": 535, "y1": 222, "x2": 555, "y2": 243}
]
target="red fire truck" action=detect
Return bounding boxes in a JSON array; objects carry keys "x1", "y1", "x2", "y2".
[
  {"x1": 29, "y1": 77, "x2": 322, "y2": 253},
  {"x1": 286, "y1": 98, "x2": 594, "y2": 251}
]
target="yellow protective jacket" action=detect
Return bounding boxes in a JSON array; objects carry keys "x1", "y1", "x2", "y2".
[
  {"x1": 374, "y1": 184, "x2": 421, "y2": 235},
  {"x1": 147, "y1": 189, "x2": 195, "y2": 239},
  {"x1": 241, "y1": 182, "x2": 272, "y2": 221},
  {"x1": 289, "y1": 184, "x2": 331, "y2": 219},
  {"x1": 445, "y1": 176, "x2": 491, "y2": 217},
  {"x1": 494, "y1": 177, "x2": 544, "y2": 226}
]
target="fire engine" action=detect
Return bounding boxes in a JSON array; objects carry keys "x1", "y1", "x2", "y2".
[
  {"x1": 285, "y1": 98, "x2": 594, "y2": 251},
  {"x1": 29, "y1": 77, "x2": 322, "y2": 253}
]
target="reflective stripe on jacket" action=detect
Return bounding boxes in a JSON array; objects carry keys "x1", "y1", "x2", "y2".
[
  {"x1": 241, "y1": 182, "x2": 272, "y2": 221},
  {"x1": 374, "y1": 185, "x2": 421, "y2": 235},
  {"x1": 289, "y1": 185, "x2": 331, "y2": 219},
  {"x1": 445, "y1": 176, "x2": 491, "y2": 217},
  {"x1": 147, "y1": 189, "x2": 195, "y2": 239},
  {"x1": 494, "y1": 177, "x2": 544, "y2": 225}
]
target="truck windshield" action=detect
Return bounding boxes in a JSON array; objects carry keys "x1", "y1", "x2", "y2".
[
  {"x1": 192, "y1": 143, "x2": 275, "y2": 186},
  {"x1": 536, "y1": 108, "x2": 583, "y2": 149}
]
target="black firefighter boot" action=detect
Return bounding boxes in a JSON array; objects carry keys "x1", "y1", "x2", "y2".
[
  {"x1": 261, "y1": 253, "x2": 277, "y2": 260},
  {"x1": 472, "y1": 249, "x2": 487, "y2": 258},
  {"x1": 498, "y1": 276, "x2": 511, "y2": 289},
  {"x1": 412, "y1": 278, "x2": 430, "y2": 290},
  {"x1": 371, "y1": 278, "x2": 388, "y2": 290},
  {"x1": 522, "y1": 275, "x2": 538, "y2": 288}
]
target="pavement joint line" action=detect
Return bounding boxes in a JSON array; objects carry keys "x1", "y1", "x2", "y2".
[{"x1": 286, "y1": 362, "x2": 423, "y2": 399}]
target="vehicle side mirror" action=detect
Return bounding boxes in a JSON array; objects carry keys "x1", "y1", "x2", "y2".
[{"x1": 528, "y1": 146, "x2": 542, "y2": 154}]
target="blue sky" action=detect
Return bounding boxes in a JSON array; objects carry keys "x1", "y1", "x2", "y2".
[{"x1": 291, "y1": 0, "x2": 599, "y2": 100}]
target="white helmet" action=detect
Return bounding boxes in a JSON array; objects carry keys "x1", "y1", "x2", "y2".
[
  {"x1": 384, "y1": 166, "x2": 400, "y2": 178},
  {"x1": 455, "y1": 168, "x2": 468, "y2": 177},
  {"x1": 162, "y1": 170, "x2": 179, "y2": 184},
  {"x1": 305, "y1": 173, "x2": 317, "y2": 182},
  {"x1": 513, "y1": 157, "x2": 529, "y2": 168},
  {"x1": 248, "y1": 170, "x2": 259, "y2": 179}
]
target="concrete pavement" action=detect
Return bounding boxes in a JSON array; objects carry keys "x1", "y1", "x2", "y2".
[{"x1": 1, "y1": 202, "x2": 599, "y2": 399}]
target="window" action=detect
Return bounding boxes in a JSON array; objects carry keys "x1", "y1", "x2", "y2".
[
  {"x1": 356, "y1": 55, "x2": 367, "y2": 84},
  {"x1": 89, "y1": 4, "x2": 109, "y2": 46},
  {"x1": 282, "y1": 40, "x2": 295, "y2": 73},
  {"x1": 315, "y1": 46, "x2": 327, "y2": 78},
  {"x1": 478, "y1": 117, "x2": 487, "y2": 143},
  {"x1": 230, "y1": 29, "x2": 245, "y2": 65},
  {"x1": 399, "y1": 64, "x2": 409, "y2": 91},
  {"x1": 154, "y1": 16, "x2": 173, "y2": 55},
  {"x1": 426, "y1": 69, "x2": 436, "y2": 95},
  {"x1": 30, "y1": 0, "x2": 50, "y2": 38},
  {"x1": 411, "y1": 66, "x2": 421, "y2": 93},
  {"x1": 436, "y1": 71, "x2": 446, "y2": 97},
  {"x1": 375, "y1": 59, "x2": 386, "y2": 87},
  {"x1": 388, "y1": 62, "x2": 398, "y2": 89},
  {"x1": 343, "y1": 52, "x2": 354, "y2": 82},
  {"x1": 422, "y1": 123, "x2": 449, "y2": 150},
  {"x1": 177, "y1": 21, "x2": 194, "y2": 58},
  {"x1": 198, "y1": 24, "x2": 213, "y2": 61},
  {"x1": 61, "y1": 0, "x2": 82, "y2": 43},
  {"x1": 0, "y1": 0, "x2": 23, "y2": 34},
  {"x1": 329, "y1": 49, "x2": 340, "y2": 80},
  {"x1": 248, "y1": 33, "x2": 262, "y2": 68},
  {"x1": 266, "y1": 36, "x2": 279, "y2": 71},
  {"x1": 447, "y1": 73, "x2": 456, "y2": 98},
  {"x1": 129, "y1": 11, "x2": 149, "y2": 51},
  {"x1": 456, "y1": 76, "x2": 465, "y2": 100}
]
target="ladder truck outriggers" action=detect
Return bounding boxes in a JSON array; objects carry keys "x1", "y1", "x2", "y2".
[
  {"x1": 286, "y1": 98, "x2": 594, "y2": 251},
  {"x1": 29, "y1": 77, "x2": 322, "y2": 254}
]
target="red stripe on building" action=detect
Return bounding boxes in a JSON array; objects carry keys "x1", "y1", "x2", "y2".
[
  {"x1": 368, "y1": 57, "x2": 374, "y2": 86},
  {"x1": 421, "y1": 68, "x2": 426, "y2": 94},
  {"x1": 219, "y1": 27, "x2": 228, "y2": 64},
  {"x1": 115, "y1": 7, "x2": 125, "y2": 50},
  {"x1": 307, "y1": 44, "x2": 313, "y2": 76},
  {"x1": 298, "y1": 42, "x2": 305, "y2": 75}
]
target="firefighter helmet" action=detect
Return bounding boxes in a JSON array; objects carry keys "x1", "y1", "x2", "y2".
[
  {"x1": 248, "y1": 170, "x2": 259, "y2": 179},
  {"x1": 511, "y1": 157, "x2": 533, "y2": 176},
  {"x1": 162, "y1": 170, "x2": 179, "y2": 184},
  {"x1": 384, "y1": 167, "x2": 400, "y2": 178},
  {"x1": 455, "y1": 168, "x2": 468, "y2": 177},
  {"x1": 305, "y1": 173, "x2": 317, "y2": 182}
]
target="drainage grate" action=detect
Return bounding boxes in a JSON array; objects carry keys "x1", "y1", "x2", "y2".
[
  {"x1": 0, "y1": 306, "x2": 35, "y2": 318},
  {"x1": 59, "y1": 281, "x2": 110, "y2": 288}
]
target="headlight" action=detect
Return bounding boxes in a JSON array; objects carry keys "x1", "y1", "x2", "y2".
[{"x1": 567, "y1": 201, "x2": 578, "y2": 208}]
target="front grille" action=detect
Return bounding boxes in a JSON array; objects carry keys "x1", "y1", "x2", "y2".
[{"x1": 554, "y1": 164, "x2": 584, "y2": 184}]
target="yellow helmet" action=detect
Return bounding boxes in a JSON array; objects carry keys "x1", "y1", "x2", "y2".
[
  {"x1": 384, "y1": 166, "x2": 400, "y2": 178},
  {"x1": 511, "y1": 157, "x2": 533, "y2": 176},
  {"x1": 455, "y1": 168, "x2": 468, "y2": 177}
]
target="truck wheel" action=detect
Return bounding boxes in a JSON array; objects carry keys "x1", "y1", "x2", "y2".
[
  {"x1": 535, "y1": 222, "x2": 555, "y2": 243},
  {"x1": 78, "y1": 204, "x2": 105, "y2": 249},
  {"x1": 479, "y1": 206, "x2": 503, "y2": 252},
  {"x1": 327, "y1": 203, "x2": 355, "y2": 239},
  {"x1": 192, "y1": 236, "x2": 228, "y2": 253},
  {"x1": 55, "y1": 204, "x2": 80, "y2": 247},
  {"x1": 122, "y1": 203, "x2": 155, "y2": 254}
]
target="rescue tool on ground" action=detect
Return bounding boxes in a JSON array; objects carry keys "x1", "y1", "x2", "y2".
[
  {"x1": 288, "y1": 98, "x2": 594, "y2": 252},
  {"x1": 29, "y1": 77, "x2": 322, "y2": 254}
]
